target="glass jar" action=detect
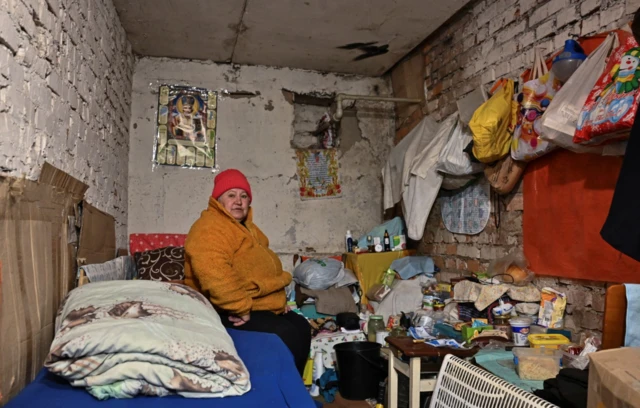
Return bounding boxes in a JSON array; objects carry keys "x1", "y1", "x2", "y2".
[
  {"x1": 367, "y1": 315, "x2": 385, "y2": 342},
  {"x1": 493, "y1": 315, "x2": 512, "y2": 340},
  {"x1": 389, "y1": 326, "x2": 406, "y2": 337}
]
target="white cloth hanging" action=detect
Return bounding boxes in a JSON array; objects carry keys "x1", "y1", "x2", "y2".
[
  {"x1": 382, "y1": 116, "x2": 440, "y2": 210},
  {"x1": 382, "y1": 114, "x2": 457, "y2": 240},
  {"x1": 403, "y1": 114, "x2": 458, "y2": 240}
]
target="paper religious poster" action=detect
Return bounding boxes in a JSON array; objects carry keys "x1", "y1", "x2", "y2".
[
  {"x1": 295, "y1": 149, "x2": 342, "y2": 200},
  {"x1": 154, "y1": 84, "x2": 217, "y2": 170}
]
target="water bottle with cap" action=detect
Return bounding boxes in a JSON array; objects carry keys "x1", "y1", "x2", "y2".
[
  {"x1": 552, "y1": 39, "x2": 586, "y2": 83},
  {"x1": 345, "y1": 230, "x2": 353, "y2": 252}
]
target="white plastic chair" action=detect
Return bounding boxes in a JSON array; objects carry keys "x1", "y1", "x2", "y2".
[{"x1": 428, "y1": 355, "x2": 559, "y2": 408}]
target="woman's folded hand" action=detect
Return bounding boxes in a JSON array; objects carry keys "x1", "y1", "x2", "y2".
[{"x1": 228, "y1": 314, "x2": 251, "y2": 327}]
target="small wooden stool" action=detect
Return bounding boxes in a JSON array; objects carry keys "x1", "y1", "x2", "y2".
[{"x1": 385, "y1": 337, "x2": 478, "y2": 408}]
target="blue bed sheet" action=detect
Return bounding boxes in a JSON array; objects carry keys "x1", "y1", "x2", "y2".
[{"x1": 6, "y1": 329, "x2": 317, "y2": 408}]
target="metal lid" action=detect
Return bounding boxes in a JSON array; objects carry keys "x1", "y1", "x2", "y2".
[{"x1": 370, "y1": 315, "x2": 383, "y2": 320}]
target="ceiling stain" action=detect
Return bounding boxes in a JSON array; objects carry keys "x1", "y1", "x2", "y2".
[{"x1": 338, "y1": 42, "x2": 390, "y2": 61}]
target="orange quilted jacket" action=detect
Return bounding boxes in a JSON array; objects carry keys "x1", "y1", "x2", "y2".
[{"x1": 184, "y1": 197, "x2": 291, "y2": 316}]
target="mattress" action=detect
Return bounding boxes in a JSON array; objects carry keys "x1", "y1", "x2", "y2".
[{"x1": 6, "y1": 329, "x2": 317, "y2": 408}]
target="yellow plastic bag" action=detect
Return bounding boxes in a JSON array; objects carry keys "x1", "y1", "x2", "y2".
[
  {"x1": 470, "y1": 79, "x2": 518, "y2": 163},
  {"x1": 302, "y1": 357, "x2": 314, "y2": 385}
]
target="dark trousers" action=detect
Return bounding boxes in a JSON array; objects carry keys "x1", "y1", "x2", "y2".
[{"x1": 222, "y1": 310, "x2": 311, "y2": 374}]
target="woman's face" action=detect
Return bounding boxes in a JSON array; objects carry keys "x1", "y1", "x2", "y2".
[{"x1": 218, "y1": 188, "x2": 250, "y2": 222}]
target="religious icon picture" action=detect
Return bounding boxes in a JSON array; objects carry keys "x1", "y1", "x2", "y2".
[{"x1": 154, "y1": 84, "x2": 217, "y2": 169}]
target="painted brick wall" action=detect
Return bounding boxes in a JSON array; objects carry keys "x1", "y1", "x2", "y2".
[
  {"x1": 0, "y1": 0, "x2": 135, "y2": 246},
  {"x1": 391, "y1": 0, "x2": 640, "y2": 337}
]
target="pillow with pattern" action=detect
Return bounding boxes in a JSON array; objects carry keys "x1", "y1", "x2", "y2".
[{"x1": 134, "y1": 246, "x2": 185, "y2": 282}]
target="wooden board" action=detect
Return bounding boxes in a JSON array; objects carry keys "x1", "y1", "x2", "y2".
[{"x1": 602, "y1": 284, "x2": 627, "y2": 350}]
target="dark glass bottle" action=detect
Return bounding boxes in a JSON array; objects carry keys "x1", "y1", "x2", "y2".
[{"x1": 383, "y1": 230, "x2": 391, "y2": 252}]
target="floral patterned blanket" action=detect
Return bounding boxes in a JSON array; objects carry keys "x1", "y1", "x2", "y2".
[{"x1": 45, "y1": 280, "x2": 250, "y2": 400}]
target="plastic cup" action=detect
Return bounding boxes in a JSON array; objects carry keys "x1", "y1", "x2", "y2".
[{"x1": 510, "y1": 317, "x2": 533, "y2": 346}]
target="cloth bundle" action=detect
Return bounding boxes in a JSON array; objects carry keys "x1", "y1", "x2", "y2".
[{"x1": 46, "y1": 281, "x2": 250, "y2": 400}]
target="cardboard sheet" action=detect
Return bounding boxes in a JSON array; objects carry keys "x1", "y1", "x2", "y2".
[
  {"x1": 523, "y1": 149, "x2": 640, "y2": 283},
  {"x1": 76, "y1": 202, "x2": 116, "y2": 265},
  {"x1": 588, "y1": 348, "x2": 640, "y2": 408},
  {"x1": 0, "y1": 177, "x2": 75, "y2": 404}
]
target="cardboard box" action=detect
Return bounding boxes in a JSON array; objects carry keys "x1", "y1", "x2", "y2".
[
  {"x1": 0, "y1": 175, "x2": 76, "y2": 404},
  {"x1": 588, "y1": 348, "x2": 640, "y2": 408}
]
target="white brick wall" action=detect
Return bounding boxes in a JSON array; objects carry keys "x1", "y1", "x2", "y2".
[
  {"x1": 418, "y1": 0, "x2": 638, "y2": 121},
  {"x1": 0, "y1": 0, "x2": 134, "y2": 246}
]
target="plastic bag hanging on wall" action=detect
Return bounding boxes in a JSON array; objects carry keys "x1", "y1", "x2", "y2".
[{"x1": 153, "y1": 84, "x2": 218, "y2": 171}]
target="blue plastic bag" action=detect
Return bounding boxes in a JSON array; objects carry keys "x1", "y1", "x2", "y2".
[
  {"x1": 356, "y1": 217, "x2": 406, "y2": 249},
  {"x1": 390, "y1": 256, "x2": 435, "y2": 279}
]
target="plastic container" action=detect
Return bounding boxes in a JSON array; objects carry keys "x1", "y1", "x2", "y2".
[
  {"x1": 513, "y1": 347, "x2": 563, "y2": 381},
  {"x1": 510, "y1": 317, "x2": 533, "y2": 346},
  {"x1": 528, "y1": 334, "x2": 571, "y2": 349},
  {"x1": 334, "y1": 342, "x2": 386, "y2": 400}
]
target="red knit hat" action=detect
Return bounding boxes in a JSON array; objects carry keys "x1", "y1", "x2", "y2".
[{"x1": 212, "y1": 169, "x2": 252, "y2": 202}]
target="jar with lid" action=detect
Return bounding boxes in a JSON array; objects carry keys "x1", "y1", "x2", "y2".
[
  {"x1": 389, "y1": 326, "x2": 406, "y2": 337},
  {"x1": 433, "y1": 304, "x2": 445, "y2": 326},
  {"x1": 493, "y1": 315, "x2": 512, "y2": 340},
  {"x1": 367, "y1": 315, "x2": 385, "y2": 342}
]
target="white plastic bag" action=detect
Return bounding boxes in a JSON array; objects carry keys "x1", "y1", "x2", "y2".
[
  {"x1": 436, "y1": 119, "x2": 485, "y2": 176},
  {"x1": 293, "y1": 258, "x2": 345, "y2": 290},
  {"x1": 539, "y1": 34, "x2": 615, "y2": 154}
]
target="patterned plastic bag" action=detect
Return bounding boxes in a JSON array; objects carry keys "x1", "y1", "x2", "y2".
[{"x1": 575, "y1": 30, "x2": 640, "y2": 145}]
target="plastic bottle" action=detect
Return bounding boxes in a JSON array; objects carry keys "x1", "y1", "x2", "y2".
[
  {"x1": 381, "y1": 268, "x2": 396, "y2": 287},
  {"x1": 345, "y1": 230, "x2": 353, "y2": 253},
  {"x1": 552, "y1": 39, "x2": 587, "y2": 83},
  {"x1": 383, "y1": 230, "x2": 391, "y2": 252}
]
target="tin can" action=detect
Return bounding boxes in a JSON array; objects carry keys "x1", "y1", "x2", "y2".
[{"x1": 375, "y1": 330, "x2": 389, "y2": 346}]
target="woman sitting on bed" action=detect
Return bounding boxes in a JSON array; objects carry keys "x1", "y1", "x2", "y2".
[{"x1": 184, "y1": 169, "x2": 311, "y2": 374}]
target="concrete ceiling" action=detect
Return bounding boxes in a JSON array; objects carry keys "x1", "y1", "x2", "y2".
[{"x1": 113, "y1": 0, "x2": 470, "y2": 77}]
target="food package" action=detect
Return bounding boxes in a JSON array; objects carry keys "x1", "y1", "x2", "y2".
[
  {"x1": 537, "y1": 288, "x2": 567, "y2": 328},
  {"x1": 366, "y1": 283, "x2": 391, "y2": 303}
]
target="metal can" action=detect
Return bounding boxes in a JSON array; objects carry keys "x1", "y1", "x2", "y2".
[{"x1": 375, "y1": 330, "x2": 389, "y2": 346}]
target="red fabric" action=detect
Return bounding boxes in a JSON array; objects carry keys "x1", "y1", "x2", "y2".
[
  {"x1": 523, "y1": 149, "x2": 640, "y2": 283},
  {"x1": 211, "y1": 169, "x2": 252, "y2": 201},
  {"x1": 129, "y1": 233, "x2": 187, "y2": 254}
]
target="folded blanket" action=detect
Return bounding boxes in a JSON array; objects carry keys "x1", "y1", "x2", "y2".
[{"x1": 46, "y1": 280, "x2": 250, "y2": 399}]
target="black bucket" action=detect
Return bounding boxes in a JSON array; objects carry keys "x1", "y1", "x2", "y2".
[{"x1": 334, "y1": 341, "x2": 386, "y2": 400}]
